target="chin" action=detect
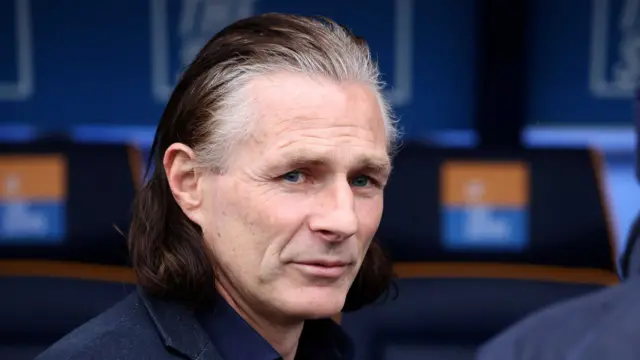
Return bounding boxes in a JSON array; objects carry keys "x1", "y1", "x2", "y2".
[{"x1": 282, "y1": 286, "x2": 347, "y2": 319}]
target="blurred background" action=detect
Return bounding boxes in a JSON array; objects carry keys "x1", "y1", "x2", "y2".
[{"x1": 1, "y1": 0, "x2": 639, "y2": 359}]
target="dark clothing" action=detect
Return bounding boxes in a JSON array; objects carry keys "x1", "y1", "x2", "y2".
[
  {"x1": 36, "y1": 288, "x2": 354, "y2": 360},
  {"x1": 196, "y1": 294, "x2": 354, "y2": 360},
  {"x1": 476, "y1": 277, "x2": 640, "y2": 360}
]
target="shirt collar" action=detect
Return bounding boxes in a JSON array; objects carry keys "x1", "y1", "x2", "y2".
[{"x1": 196, "y1": 295, "x2": 354, "y2": 360}]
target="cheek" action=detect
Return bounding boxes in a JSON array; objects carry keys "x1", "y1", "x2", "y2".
[
  {"x1": 200, "y1": 183, "x2": 272, "y2": 274},
  {"x1": 356, "y1": 197, "x2": 384, "y2": 236},
  {"x1": 261, "y1": 196, "x2": 310, "y2": 253},
  {"x1": 354, "y1": 197, "x2": 383, "y2": 254},
  {"x1": 268, "y1": 198, "x2": 310, "y2": 228},
  {"x1": 205, "y1": 184, "x2": 306, "y2": 275}
]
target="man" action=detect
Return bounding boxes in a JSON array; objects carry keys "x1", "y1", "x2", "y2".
[
  {"x1": 37, "y1": 13, "x2": 397, "y2": 360},
  {"x1": 476, "y1": 217, "x2": 640, "y2": 360}
]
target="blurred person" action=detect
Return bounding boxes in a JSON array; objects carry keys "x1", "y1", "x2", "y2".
[
  {"x1": 476, "y1": 217, "x2": 640, "y2": 360},
  {"x1": 36, "y1": 13, "x2": 397, "y2": 360}
]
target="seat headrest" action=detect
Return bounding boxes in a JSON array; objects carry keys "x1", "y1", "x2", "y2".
[
  {"x1": 620, "y1": 211, "x2": 640, "y2": 279},
  {"x1": 0, "y1": 142, "x2": 142, "y2": 265},
  {"x1": 636, "y1": 88, "x2": 640, "y2": 183},
  {"x1": 377, "y1": 142, "x2": 617, "y2": 272}
]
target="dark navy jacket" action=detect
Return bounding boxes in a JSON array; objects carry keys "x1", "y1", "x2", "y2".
[
  {"x1": 476, "y1": 277, "x2": 640, "y2": 360},
  {"x1": 36, "y1": 288, "x2": 353, "y2": 360}
]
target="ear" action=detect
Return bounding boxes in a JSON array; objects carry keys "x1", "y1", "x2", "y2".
[{"x1": 163, "y1": 143, "x2": 206, "y2": 225}]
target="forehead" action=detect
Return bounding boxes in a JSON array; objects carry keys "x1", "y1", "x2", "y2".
[{"x1": 242, "y1": 72, "x2": 389, "y2": 165}]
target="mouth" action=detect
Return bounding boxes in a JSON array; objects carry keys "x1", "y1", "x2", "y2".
[{"x1": 292, "y1": 260, "x2": 351, "y2": 278}]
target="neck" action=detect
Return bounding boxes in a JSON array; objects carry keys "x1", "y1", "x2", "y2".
[{"x1": 215, "y1": 282, "x2": 304, "y2": 360}]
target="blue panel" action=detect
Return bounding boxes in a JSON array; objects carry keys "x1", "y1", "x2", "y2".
[
  {"x1": 528, "y1": 0, "x2": 636, "y2": 125},
  {"x1": 0, "y1": 0, "x2": 476, "y2": 134},
  {"x1": 0, "y1": 124, "x2": 38, "y2": 142},
  {"x1": 0, "y1": 1, "x2": 19, "y2": 84},
  {"x1": 441, "y1": 206, "x2": 529, "y2": 252},
  {"x1": 0, "y1": 201, "x2": 66, "y2": 243}
]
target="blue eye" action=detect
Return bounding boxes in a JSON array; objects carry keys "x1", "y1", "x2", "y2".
[
  {"x1": 351, "y1": 175, "x2": 371, "y2": 188},
  {"x1": 282, "y1": 171, "x2": 304, "y2": 183}
]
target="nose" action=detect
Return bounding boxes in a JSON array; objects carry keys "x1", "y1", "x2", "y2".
[{"x1": 308, "y1": 178, "x2": 359, "y2": 242}]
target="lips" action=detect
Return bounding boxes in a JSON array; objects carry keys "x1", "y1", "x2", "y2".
[
  {"x1": 292, "y1": 260, "x2": 351, "y2": 278},
  {"x1": 296, "y1": 260, "x2": 350, "y2": 267}
]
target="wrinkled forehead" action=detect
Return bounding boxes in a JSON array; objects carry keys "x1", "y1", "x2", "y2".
[{"x1": 245, "y1": 73, "x2": 388, "y2": 150}]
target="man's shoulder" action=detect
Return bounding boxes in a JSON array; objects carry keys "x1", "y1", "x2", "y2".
[
  {"x1": 35, "y1": 292, "x2": 172, "y2": 360},
  {"x1": 477, "y1": 281, "x2": 634, "y2": 360}
]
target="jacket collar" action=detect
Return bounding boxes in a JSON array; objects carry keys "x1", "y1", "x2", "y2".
[
  {"x1": 137, "y1": 287, "x2": 222, "y2": 360},
  {"x1": 137, "y1": 287, "x2": 354, "y2": 360}
]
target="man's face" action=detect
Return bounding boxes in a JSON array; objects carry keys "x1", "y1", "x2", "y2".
[{"x1": 195, "y1": 72, "x2": 389, "y2": 320}]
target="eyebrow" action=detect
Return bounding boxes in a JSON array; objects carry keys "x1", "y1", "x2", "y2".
[{"x1": 278, "y1": 149, "x2": 391, "y2": 177}]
